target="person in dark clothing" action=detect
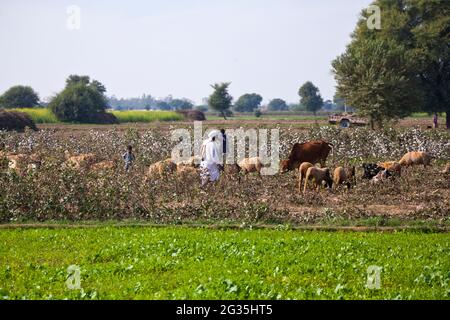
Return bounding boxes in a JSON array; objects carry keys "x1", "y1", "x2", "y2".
[
  {"x1": 220, "y1": 129, "x2": 227, "y2": 154},
  {"x1": 122, "y1": 145, "x2": 135, "y2": 172},
  {"x1": 220, "y1": 129, "x2": 227, "y2": 165}
]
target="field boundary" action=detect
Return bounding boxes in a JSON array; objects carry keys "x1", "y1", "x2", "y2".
[{"x1": 0, "y1": 223, "x2": 448, "y2": 233}]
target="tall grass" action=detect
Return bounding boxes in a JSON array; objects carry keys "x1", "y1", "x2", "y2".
[
  {"x1": 111, "y1": 110, "x2": 183, "y2": 122},
  {"x1": 11, "y1": 108, "x2": 59, "y2": 123}
]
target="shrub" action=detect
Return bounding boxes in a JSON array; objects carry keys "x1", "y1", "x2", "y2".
[
  {"x1": 0, "y1": 85, "x2": 40, "y2": 108},
  {"x1": 177, "y1": 109, "x2": 206, "y2": 121},
  {"x1": 49, "y1": 81, "x2": 108, "y2": 123},
  {"x1": 0, "y1": 110, "x2": 38, "y2": 131},
  {"x1": 89, "y1": 112, "x2": 119, "y2": 124}
]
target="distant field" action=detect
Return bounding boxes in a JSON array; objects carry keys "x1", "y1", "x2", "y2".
[
  {"x1": 9, "y1": 108, "x2": 440, "y2": 125},
  {"x1": 11, "y1": 108, "x2": 59, "y2": 124},
  {"x1": 111, "y1": 110, "x2": 183, "y2": 123},
  {"x1": 206, "y1": 114, "x2": 327, "y2": 121},
  {"x1": 10, "y1": 108, "x2": 184, "y2": 123},
  {"x1": 0, "y1": 226, "x2": 448, "y2": 300}
]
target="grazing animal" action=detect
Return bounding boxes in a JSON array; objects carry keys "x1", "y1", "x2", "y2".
[
  {"x1": 146, "y1": 158, "x2": 177, "y2": 179},
  {"x1": 399, "y1": 151, "x2": 432, "y2": 168},
  {"x1": 303, "y1": 167, "x2": 333, "y2": 193},
  {"x1": 90, "y1": 160, "x2": 115, "y2": 171},
  {"x1": 64, "y1": 151, "x2": 98, "y2": 170},
  {"x1": 177, "y1": 156, "x2": 202, "y2": 168},
  {"x1": 333, "y1": 166, "x2": 356, "y2": 189},
  {"x1": 370, "y1": 169, "x2": 392, "y2": 184},
  {"x1": 362, "y1": 163, "x2": 384, "y2": 180},
  {"x1": 280, "y1": 140, "x2": 333, "y2": 173},
  {"x1": 442, "y1": 163, "x2": 450, "y2": 174},
  {"x1": 238, "y1": 157, "x2": 263, "y2": 175},
  {"x1": 297, "y1": 162, "x2": 314, "y2": 192},
  {"x1": 176, "y1": 165, "x2": 199, "y2": 180},
  {"x1": 6, "y1": 154, "x2": 28, "y2": 174},
  {"x1": 378, "y1": 161, "x2": 402, "y2": 177}
]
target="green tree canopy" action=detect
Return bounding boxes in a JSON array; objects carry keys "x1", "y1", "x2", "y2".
[
  {"x1": 208, "y1": 82, "x2": 233, "y2": 120},
  {"x1": 170, "y1": 99, "x2": 194, "y2": 110},
  {"x1": 156, "y1": 101, "x2": 171, "y2": 110},
  {"x1": 234, "y1": 93, "x2": 262, "y2": 112},
  {"x1": 333, "y1": 38, "x2": 419, "y2": 127},
  {"x1": 332, "y1": 0, "x2": 450, "y2": 128},
  {"x1": 0, "y1": 85, "x2": 40, "y2": 108},
  {"x1": 298, "y1": 81, "x2": 323, "y2": 116},
  {"x1": 267, "y1": 98, "x2": 289, "y2": 111},
  {"x1": 49, "y1": 75, "x2": 108, "y2": 123}
]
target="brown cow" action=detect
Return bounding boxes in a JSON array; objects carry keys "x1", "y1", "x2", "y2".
[{"x1": 280, "y1": 141, "x2": 333, "y2": 173}]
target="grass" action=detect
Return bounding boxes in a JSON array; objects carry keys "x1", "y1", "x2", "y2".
[
  {"x1": 11, "y1": 108, "x2": 59, "y2": 124},
  {"x1": 0, "y1": 226, "x2": 448, "y2": 300},
  {"x1": 111, "y1": 110, "x2": 183, "y2": 123}
]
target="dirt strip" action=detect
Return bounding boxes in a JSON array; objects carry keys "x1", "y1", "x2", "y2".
[{"x1": 0, "y1": 223, "x2": 448, "y2": 233}]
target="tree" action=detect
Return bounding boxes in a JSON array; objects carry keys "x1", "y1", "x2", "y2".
[
  {"x1": 0, "y1": 85, "x2": 40, "y2": 108},
  {"x1": 195, "y1": 105, "x2": 208, "y2": 112},
  {"x1": 322, "y1": 100, "x2": 334, "y2": 111},
  {"x1": 298, "y1": 81, "x2": 323, "y2": 116},
  {"x1": 49, "y1": 75, "x2": 108, "y2": 122},
  {"x1": 156, "y1": 101, "x2": 171, "y2": 110},
  {"x1": 66, "y1": 75, "x2": 90, "y2": 87},
  {"x1": 333, "y1": 39, "x2": 419, "y2": 128},
  {"x1": 333, "y1": 93, "x2": 346, "y2": 111},
  {"x1": 333, "y1": 0, "x2": 450, "y2": 128},
  {"x1": 289, "y1": 103, "x2": 306, "y2": 112},
  {"x1": 208, "y1": 82, "x2": 233, "y2": 120},
  {"x1": 170, "y1": 99, "x2": 194, "y2": 110},
  {"x1": 234, "y1": 93, "x2": 262, "y2": 112},
  {"x1": 268, "y1": 98, "x2": 289, "y2": 111}
]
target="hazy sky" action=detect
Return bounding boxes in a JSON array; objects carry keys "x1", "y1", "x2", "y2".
[{"x1": 0, "y1": 0, "x2": 373, "y2": 104}]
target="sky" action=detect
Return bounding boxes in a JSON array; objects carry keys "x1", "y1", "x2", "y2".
[{"x1": 0, "y1": 0, "x2": 373, "y2": 104}]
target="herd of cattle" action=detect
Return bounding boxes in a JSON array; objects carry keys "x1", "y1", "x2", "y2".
[{"x1": 1, "y1": 140, "x2": 449, "y2": 193}]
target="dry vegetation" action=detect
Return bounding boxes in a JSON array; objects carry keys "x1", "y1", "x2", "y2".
[{"x1": 0, "y1": 124, "x2": 449, "y2": 226}]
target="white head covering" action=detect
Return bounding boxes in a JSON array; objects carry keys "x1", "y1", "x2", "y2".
[{"x1": 208, "y1": 130, "x2": 221, "y2": 140}]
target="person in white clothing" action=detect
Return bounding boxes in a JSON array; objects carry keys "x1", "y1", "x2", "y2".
[{"x1": 200, "y1": 131, "x2": 222, "y2": 187}]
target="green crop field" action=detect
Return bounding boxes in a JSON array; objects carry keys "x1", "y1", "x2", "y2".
[
  {"x1": 11, "y1": 108, "x2": 59, "y2": 124},
  {"x1": 0, "y1": 226, "x2": 448, "y2": 300},
  {"x1": 9, "y1": 108, "x2": 184, "y2": 124},
  {"x1": 111, "y1": 110, "x2": 184, "y2": 123}
]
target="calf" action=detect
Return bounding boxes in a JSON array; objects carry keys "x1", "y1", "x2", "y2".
[
  {"x1": 378, "y1": 161, "x2": 402, "y2": 177},
  {"x1": 303, "y1": 167, "x2": 333, "y2": 193},
  {"x1": 333, "y1": 166, "x2": 356, "y2": 189},
  {"x1": 238, "y1": 157, "x2": 263, "y2": 175},
  {"x1": 297, "y1": 162, "x2": 314, "y2": 192},
  {"x1": 370, "y1": 169, "x2": 392, "y2": 184},
  {"x1": 362, "y1": 163, "x2": 384, "y2": 180}
]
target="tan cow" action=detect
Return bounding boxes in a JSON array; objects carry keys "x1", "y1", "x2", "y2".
[
  {"x1": 333, "y1": 166, "x2": 356, "y2": 189},
  {"x1": 399, "y1": 151, "x2": 432, "y2": 168},
  {"x1": 303, "y1": 167, "x2": 333, "y2": 193},
  {"x1": 297, "y1": 162, "x2": 314, "y2": 192}
]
